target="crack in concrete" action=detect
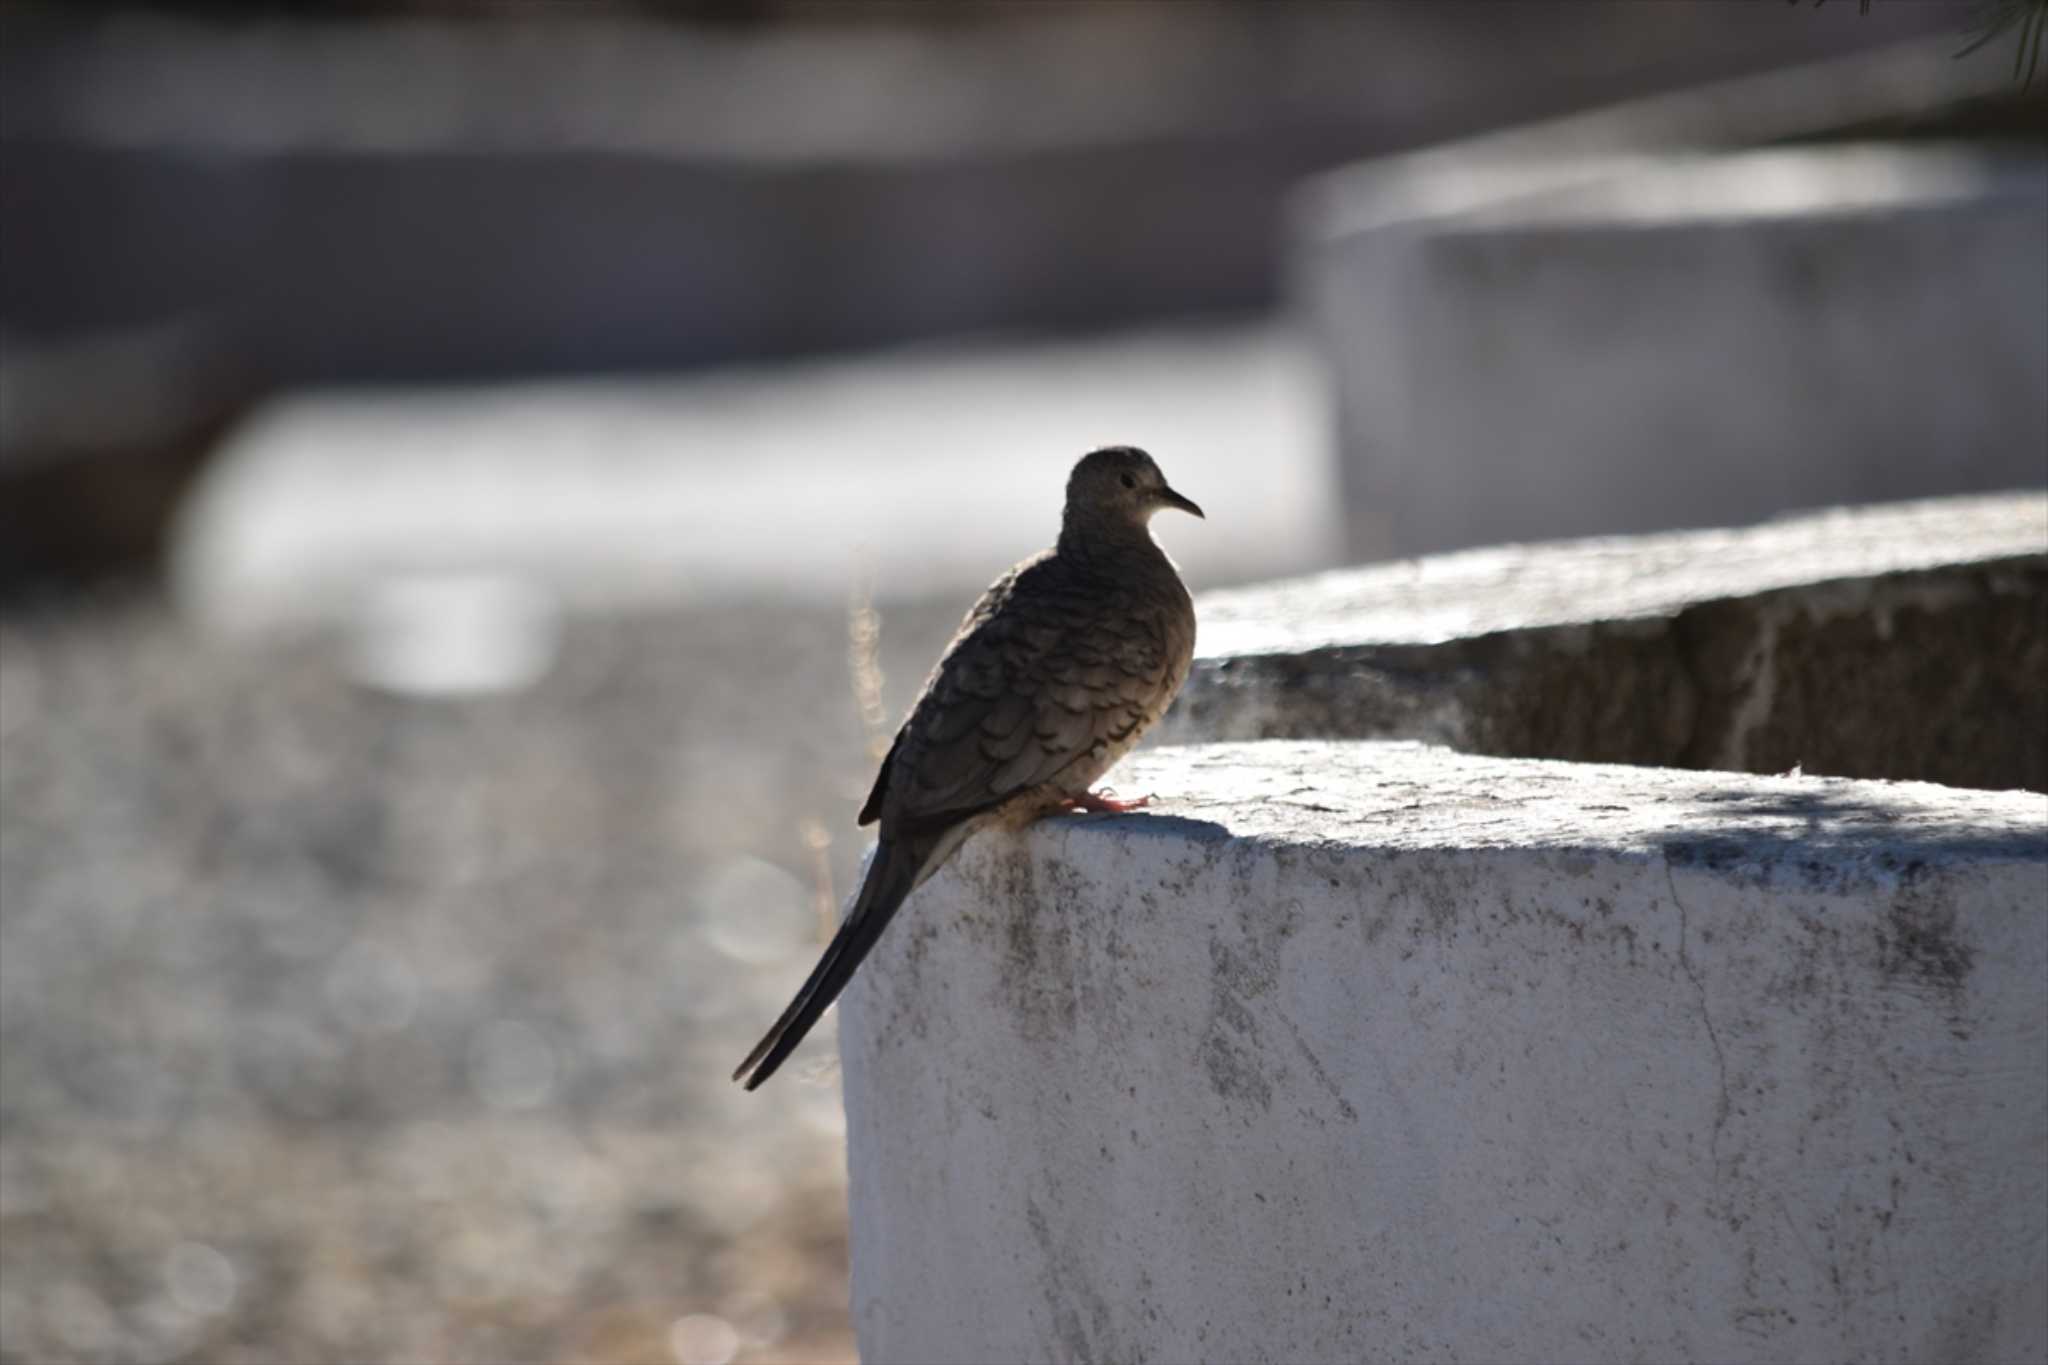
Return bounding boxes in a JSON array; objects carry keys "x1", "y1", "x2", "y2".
[
  {"x1": 1275, "y1": 1007, "x2": 1360, "y2": 1124},
  {"x1": 1666, "y1": 855, "x2": 1731, "y2": 1174}
]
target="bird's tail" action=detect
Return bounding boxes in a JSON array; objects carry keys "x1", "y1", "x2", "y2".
[{"x1": 731, "y1": 836, "x2": 928, "y2": 1091}]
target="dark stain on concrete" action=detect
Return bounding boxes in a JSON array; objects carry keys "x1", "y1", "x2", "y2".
[
  {"x1": 1200, "y1": 938, "x2": 1275, "y2": 1114},
  {"x1": 1876, "y1": 866, "x2": 1975, "y2": 995},
  {"x1": 1025, "y1": 1192, "x2": 1126, "y2": 1365},
  {"x1": 993, "y1": 849, "x2": 1081, "y2": 1041}
]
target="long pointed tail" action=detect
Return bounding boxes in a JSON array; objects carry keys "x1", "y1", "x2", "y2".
[{"x1": 732, "y1": 837, "x2": 927, "y2": 1090}]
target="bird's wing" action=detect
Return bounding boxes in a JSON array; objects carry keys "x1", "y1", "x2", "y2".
[
  {"x1": 855, "y1": 726, "x2": 903, "y2": 827},
  {"x1": 881, "y1": 558, "x2": 1175, "y2": 835},
  {"x1": 738, "y1": 553, "x2": 1183, "y2": 1090}
]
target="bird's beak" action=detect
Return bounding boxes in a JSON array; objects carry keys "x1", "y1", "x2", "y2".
[{"x1": 1157, "y1": 485, "x2": 1205, "y2": 519}]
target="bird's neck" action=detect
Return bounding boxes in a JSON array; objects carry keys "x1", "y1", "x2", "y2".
[{"x1": 1057, "y1": 516, "x2": 1165, "y2": 567}]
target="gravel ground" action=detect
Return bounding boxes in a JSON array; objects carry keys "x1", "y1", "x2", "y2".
[{"x1": 0, "y1": 586, "x2": 976, "y2": 1365}]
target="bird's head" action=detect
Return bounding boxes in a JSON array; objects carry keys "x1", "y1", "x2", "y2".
[{"x1": 1063, "y1": 446, "x2": 1204, "y2": 537}]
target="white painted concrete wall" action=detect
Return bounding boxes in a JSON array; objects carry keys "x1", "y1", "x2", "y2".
[
  {"x1": 839, "y1": 742, "x2": 2047, "y2": 1365},
  {"x1": 1163, "y1": 492, "x2": 2048, "y2": 792},
  {"x1": 1298, "y1": 142, "x2": 2048, "y2": 564}
]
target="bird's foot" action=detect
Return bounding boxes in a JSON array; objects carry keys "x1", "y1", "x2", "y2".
[{"x1": 1064, "y1": 787, "x2": 1152, "y2": 815}]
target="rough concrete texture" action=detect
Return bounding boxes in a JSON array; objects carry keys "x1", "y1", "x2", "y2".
[
  {"x1": 838, "y1": 741, "x2": 2048, "y2": 1365},
  {"x1": 1162, "y1": 492, "x2": 2048, "y2": 792},
  {"x1": 1295, "y1": 141, "x2": 2047, "y2": 564}
]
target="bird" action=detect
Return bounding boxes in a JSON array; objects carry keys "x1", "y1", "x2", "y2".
[{"x1": 733, "y1": 445, "x2": 1203, "y2": 1090}]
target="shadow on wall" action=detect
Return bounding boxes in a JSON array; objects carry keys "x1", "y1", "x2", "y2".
[
  {"x1": 1663, "y1": 784, "x2": 2048, "y2": 866},
  {"x1": 1170, "y1": 522, "x2": 2048, "y2": 794}
]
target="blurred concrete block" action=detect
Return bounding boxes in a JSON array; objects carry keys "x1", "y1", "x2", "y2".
[
  {"x1": 840, "y1": 740, "x2": 2048, "y2": 1365},
  {"x1": 171, "y1": 324, "x2": 1330, "y2": 628},
  {"x1": 1164, "y1": 491, "x2": 2047, "y2": 791},
  {"x1": 1296, "y1": 142, "x2": 2048, "y2": 563}
]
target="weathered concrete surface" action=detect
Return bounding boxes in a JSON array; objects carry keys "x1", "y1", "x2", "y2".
[
  {"x1": 1296, "y1": 138, "x2": 2048, "y2": 564},
  {"x1": 839, "y1": 741, "x2": 2048, "y2": 1365},
  {"x1": 1163, "y1": 492, "x2": 2048, "y2": 791}
]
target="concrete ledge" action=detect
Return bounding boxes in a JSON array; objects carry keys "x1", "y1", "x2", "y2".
[
  {"x1": 1164, "y1": 492, "x2": 2048, "y2": 791},
  {"x1": 840, "y1": 741, "x2": 2048, "y2": 1365}
]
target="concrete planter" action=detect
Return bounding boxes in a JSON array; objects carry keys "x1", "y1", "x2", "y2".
[
  {"x1": 841, "y1": 742, "x2": 2047, "y2": 1364},
  {"x1": 1297, "y1": 144, "x2": 2048, "y2": 564},
  {"x1": 1168, "y1": 492, "x2": 2048, "y2": 792}
]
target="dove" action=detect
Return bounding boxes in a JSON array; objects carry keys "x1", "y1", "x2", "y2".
[{"x1": 733, "y1": 445, "x2": 1202, "y2": 1089}]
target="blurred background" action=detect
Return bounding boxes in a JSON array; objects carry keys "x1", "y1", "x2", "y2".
[{"x1": 2, "y1": 4, "x2": 2043, "y2": 1363}]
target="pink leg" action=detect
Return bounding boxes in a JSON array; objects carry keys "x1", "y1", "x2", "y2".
[{"x1": 1062, "y1": 787, "x2": 1152, "y2": 814}]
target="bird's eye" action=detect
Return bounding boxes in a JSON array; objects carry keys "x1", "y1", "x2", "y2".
[{"x1": 1119, "y1": 473, "x2": 1137, "y2": 490}]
